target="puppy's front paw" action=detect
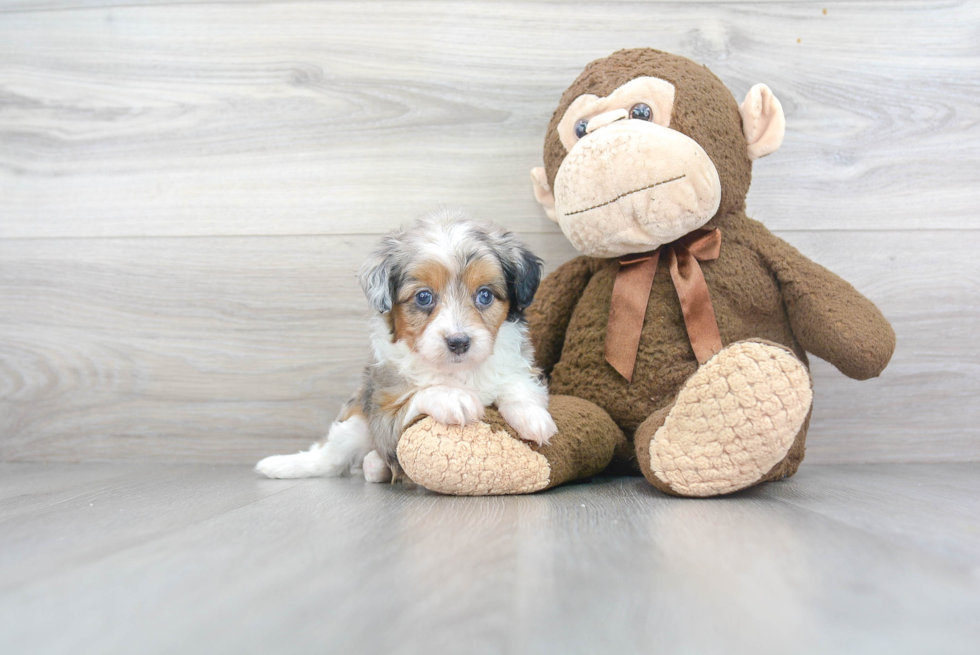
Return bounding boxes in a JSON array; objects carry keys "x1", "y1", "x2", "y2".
[
  {"x1": 414, "y1": 386, "x2": 485, "y2": 426},
  {"x1": 499, "y1": 403, "x2": 558, "y2": 446},
  {"x1": 362, "y1": 450, "x2": 392, "y2": 483}
]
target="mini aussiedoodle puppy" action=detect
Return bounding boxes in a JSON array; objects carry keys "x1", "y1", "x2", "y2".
[{"x1": 256, "y1": 208, "x2": 557, "y2": 483}]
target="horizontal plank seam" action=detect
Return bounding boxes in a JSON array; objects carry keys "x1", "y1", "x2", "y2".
[
  {"x1": 0, "y1": 0, "x2": 869, "y2": 17},
  {"x1": 0, "y1": 227, "x2": 977, "y2": 242}
]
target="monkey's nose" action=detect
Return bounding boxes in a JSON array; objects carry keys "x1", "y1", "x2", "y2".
[
  {"x1": 446, "y1": 334, "x2": 471, "y2": 354},
  {"x1": 585, "y1": 108, "x2": 629, "y2": 134}
]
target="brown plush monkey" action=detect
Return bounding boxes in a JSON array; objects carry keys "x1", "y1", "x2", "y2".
[{"x1": 397, "y1": 49, "x2": 895, "y2": 497}]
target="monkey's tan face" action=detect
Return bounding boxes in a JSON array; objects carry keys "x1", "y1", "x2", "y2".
[{"x1": 551, "y1": 77, "x2": 722, "y2": 258}]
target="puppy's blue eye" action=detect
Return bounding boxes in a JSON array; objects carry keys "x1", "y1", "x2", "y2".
[
  {"x1": 630, "y1": 103, "x2": 653, "y2": 121},
  {"x1": 574, "y1": 119, "x2": 589, "y2": 139},
  {"x1": 415, "y1": 290, "x2": 433, "y2": 307},
  {"x1": 475, "y1": 288, "x2": 494, "y2": 307}
]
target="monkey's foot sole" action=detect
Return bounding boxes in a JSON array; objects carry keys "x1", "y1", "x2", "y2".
[
  {"x1": 397, "y1": 417, "x2": 551, "y2": 496},
  {"x1": 642, "y1": 340, "x2": 813, "y2": 497}
]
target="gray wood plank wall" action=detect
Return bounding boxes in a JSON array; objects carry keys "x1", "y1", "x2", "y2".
[{"x1": 1, "y1": 1, "x2": 978, "y2": 464}]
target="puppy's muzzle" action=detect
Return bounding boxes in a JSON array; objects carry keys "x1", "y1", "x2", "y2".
[{"x1": 445, "y1": 334, "x2": 471, "y2": 355}]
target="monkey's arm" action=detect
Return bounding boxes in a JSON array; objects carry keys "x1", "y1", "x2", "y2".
[
  {"x1": 754, "y1": 223, "x2": 895, "y2": 380},
  {"x1": 526, "y1": 256, "x2": 596, "y2": 377}
]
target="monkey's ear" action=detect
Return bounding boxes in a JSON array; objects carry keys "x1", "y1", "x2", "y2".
[
  {"x1": 740, "y1": 84, "x2": 785, "y2": 160},
  {"x1": 530, "y1": 167, "x2": 558, "y2": 222}
]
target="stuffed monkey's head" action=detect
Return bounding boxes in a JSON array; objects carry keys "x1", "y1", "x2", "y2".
[{"x1": 531, "y1": 49, "x2": 785, "y2": 258}]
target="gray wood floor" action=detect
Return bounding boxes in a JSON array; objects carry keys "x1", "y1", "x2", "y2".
[{"x1": 1, "y1": 463, "x2": 978, "y2": 655}]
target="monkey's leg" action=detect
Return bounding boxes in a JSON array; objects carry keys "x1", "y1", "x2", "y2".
[
  {"x1": 397, "y1": 395, "x2": 625, "y2": 496},
  {"x1": 634, "y1": 340, "x2": 813, "y2": 497}
]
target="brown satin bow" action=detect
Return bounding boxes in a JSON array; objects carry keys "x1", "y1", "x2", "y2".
[{"x1": 604, "y1": 228, "x2": 723, "y2": 382}]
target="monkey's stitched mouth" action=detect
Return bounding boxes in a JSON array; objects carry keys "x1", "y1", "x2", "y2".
[{"x1": 564, "y1": 174, "x2": 686, "y2": 217}]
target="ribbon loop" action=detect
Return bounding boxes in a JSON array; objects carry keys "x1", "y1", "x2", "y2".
[
  {"x1": 667, "y1": 234, "x2": 723, "y2": 365},
  {"x1": 603, "y1": 228, "x2": 723, "y2": 382},
  {"x1": 604, "y1": 250, "x2": 660, "y2": 381}
]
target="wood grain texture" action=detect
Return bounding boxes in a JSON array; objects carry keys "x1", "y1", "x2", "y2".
[
  {"x1": 1, "y1": 230, "x2": 977, "y2": 464},
  {"x1": 0, "y1": 1, "x2": 977, "y2": 237},
  {"x1": 1, "y1": 463, "x2": 979, "y2": 655},
  {"x1": 1, "y1": 1, "x2": 978, "y2": 464},
  {"x1": 0, "y1": 233, "x2": 578, "y2": 462}
]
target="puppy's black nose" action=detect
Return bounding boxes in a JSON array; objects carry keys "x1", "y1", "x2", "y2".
[{"x1": 446, "y1": 334, "x2": 471, "y2": 354}]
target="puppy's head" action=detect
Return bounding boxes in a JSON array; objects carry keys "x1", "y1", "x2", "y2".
[{"x1": 359, "y1": 208, "x2": 542, "y2": 371}]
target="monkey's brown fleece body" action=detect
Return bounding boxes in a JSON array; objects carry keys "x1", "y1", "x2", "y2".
[{"x1": 399, "y1": 49, "x2": 895, "y2": 496}]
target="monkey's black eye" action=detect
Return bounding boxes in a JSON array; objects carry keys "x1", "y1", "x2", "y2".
[
  {"x1": 475, "y1": 288, "x2": 494, "y2": 307},
  {"x1": 415, "y1": 290, "x2": 434, "y2": 308},
  {"x1": 574, "y1": 119, "x2": 589, "y2": 139},
  {"x1": 630, "y1": 103, "x2": 653, "y2": 121}
]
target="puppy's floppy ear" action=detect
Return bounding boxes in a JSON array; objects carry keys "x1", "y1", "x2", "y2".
[
  {"x1": 358, "y1": 235, "x2": 400, "y2": 313},
  {"x1": 492, "y1": 231, "x2": 543, "y2": 319}
]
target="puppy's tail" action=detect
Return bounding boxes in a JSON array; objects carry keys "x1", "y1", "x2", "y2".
[{"x1": 255, "y1": 415, "x2": 372, "y2": 479}]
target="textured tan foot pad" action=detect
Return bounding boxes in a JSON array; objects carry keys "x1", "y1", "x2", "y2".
[
  {"x1": 650, "y1": 341, "x2": 813, "y2": 497},
  {"x1": 397, "y1": 418, "x2": 551, "y2": 495}
]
